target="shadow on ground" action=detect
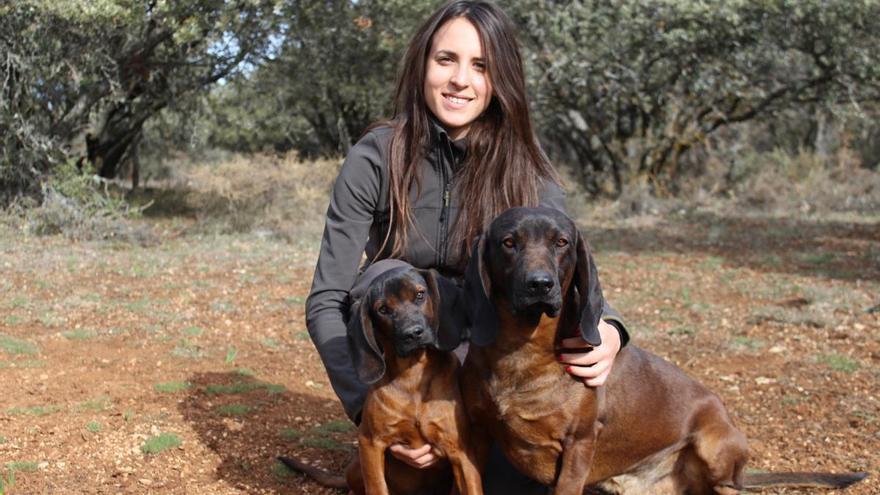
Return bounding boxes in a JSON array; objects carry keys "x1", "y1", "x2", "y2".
[
  {"x1": 179, "y1": 371, "x2": 354, "y2": 493},
  {"x1": 585, "y1": 211, "x2": 880, "y2": 282}
]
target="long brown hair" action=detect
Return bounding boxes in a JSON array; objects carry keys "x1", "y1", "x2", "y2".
[{"x1": 383, "y1": 0, "x2": 560, "y2": 264}]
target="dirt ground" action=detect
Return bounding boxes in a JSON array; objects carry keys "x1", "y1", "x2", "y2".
[{"x1": 1, "y1": 209, "x2": 878, "y2": 494}]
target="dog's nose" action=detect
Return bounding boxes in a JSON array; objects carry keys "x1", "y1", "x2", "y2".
[
  {"x1": 526, "y1": 271, "x2": 555, "y2": 296},
  {"x1": 403, "y1": 326, "x2": 426, "y2": 342}
]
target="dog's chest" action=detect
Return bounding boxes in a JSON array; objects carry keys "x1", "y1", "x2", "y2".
[
  {"x1": 483, "y1": 362, "x2": 585, "y2": 485},
  {"x1": 368, "y1": 378, "x2": 458, "y2": 447}
]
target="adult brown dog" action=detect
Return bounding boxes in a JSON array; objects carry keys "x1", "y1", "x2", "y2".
[
  {"x1": 282, "y1": 266, "x2": 482, "y2": 495},
  {"x1": 461, "y1": 206, "x2": 867, "y2": 495}
]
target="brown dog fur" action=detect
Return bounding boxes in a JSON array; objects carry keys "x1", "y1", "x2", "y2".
[
  {"x1": 461, "y1": 207, "x2": 866, "y2": 495},
  {"x1": 283, "y1": 267, "x2": 481, "y2": 495}
]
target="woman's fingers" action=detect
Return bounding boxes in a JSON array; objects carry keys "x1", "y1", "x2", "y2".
[
  {"x1": 388, "y1": 443, "x2": 441, "y2": 468},
  {"x1": 557, "y1": 320, "x2": 621, "y2": 387}
]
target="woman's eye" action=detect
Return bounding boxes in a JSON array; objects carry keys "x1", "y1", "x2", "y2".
[
  {"x1": 502, "y1": 238, "x2": 515, "y2": 249},
  {"x1": 556, "y1": 238, "x2": 569, "y2": 247},
  {"x1": 473, "y1": 62, "x2": 486, "y2": 72}
]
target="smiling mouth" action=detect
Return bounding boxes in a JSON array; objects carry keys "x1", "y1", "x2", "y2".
[{"x1": 444, "y1": 94, "x2": 471, "y2": 106}]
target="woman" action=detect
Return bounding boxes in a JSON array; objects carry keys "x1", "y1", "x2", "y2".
[{"x1": 305, "y1": 1, "x2": 628, "y2": 491}]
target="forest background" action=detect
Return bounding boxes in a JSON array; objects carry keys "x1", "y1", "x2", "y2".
[
  {"x1": 1, "y1": 1, "x2": 879, "y2": 494},
  {"x1": 2, "y1": 0, "x2": 879, "y2": 228}
]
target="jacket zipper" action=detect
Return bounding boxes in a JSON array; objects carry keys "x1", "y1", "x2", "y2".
[
  {"x1": 436, "y1": 139, "x2": 453, "y2": 267},
  {"x1": 441, "y1": 183, "x2": 451, "y2": 266}
]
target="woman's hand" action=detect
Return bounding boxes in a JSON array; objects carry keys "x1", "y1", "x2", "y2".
[
  {"x1": 557, "y1": 319, "x2": 622, "y2": 387},
  {"x1": 388, "y1": 443, "x2": 443, "y2": 469}
]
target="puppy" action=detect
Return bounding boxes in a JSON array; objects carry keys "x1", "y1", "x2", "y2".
[
  {"x1": 460, "y1": 207, "x2": 867, "y2": 494},
  {"x1": 283, "y1": 266, "x2": 482, "y2": 495}
]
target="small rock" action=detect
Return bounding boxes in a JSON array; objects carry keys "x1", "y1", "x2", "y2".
[
  {"x1": 38, "y1": 461, "x2": 49, "y2": 470},
  {"x1": 768, "y1": 346, "x2": 786, "y2": 354},
  {"x1": 755, "y1": 377, "x2": 776, "y2": 385},
  {"x1": 139, "y1": 479, "x2": 153, "y2": 486},
  {"x1": 222, "y1": 418, "x2": 244, "y2": 432}
]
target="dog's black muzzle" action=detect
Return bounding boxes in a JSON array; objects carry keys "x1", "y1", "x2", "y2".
[
  {"x1": 512, "y1": 269, "x2": 563, "y2": 318},
  {"x1": 394, "y1": 321, "x2": 435, "y2": 357}
]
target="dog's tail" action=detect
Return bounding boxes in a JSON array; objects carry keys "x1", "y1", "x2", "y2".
[
  {"x1": 742, "y1": 471, "x2": 868, "y2": 491},
  {"x1": 277, "y1": 455, "x2": 348, "y2": 489}
]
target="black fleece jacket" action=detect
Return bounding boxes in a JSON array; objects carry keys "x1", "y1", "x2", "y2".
[{"x1": 305, "y1": 122, "x2": 627, "y2": 422}]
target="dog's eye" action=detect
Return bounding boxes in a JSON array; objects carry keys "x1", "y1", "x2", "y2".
[
  {"x1": 377, "y1": 305, "x2": 391, "y2": 316},
  {"x1": 415, "y1": 290, "x2": 425, "y2": 300},
  {"x1": 502, "y1": 238, "x2": 515, "y2": 249},
  {"x1": 556, "y1": 238, "x2": 569, "y2": 247}
]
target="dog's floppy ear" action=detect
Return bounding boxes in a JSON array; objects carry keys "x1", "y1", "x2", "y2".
[
  {"x1": 419, "y1": 269, "x2": 466, "y2": 351},
  {"x1": 574, "y1": 231, "x2": 605, "y2": 346},
  {"x1": 463, "y1": 234, "x2": 499, "y2": 346},
  {"x1": 347, "y1": 295, "x2": 385, "y2": 385}
]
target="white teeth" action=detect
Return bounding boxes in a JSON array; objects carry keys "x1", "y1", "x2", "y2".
[{"x1": 446, "y1": 95, "x2": 468, "y2": 105}]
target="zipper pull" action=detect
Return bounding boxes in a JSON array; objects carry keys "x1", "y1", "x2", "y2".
[{"x1": 444, "y1": 188, "x2": 450, "y2": 207}]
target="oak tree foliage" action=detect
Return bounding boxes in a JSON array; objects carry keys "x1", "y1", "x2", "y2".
[
  {"x1": 1, "y1": 0, "x2": 279, "y2": 203},
  {"x1": 507, "y1": 0, "x2": 880, "y2": 195},
  {"x1": 2, "y1": 0, "x2": 879, "y2": 205}
]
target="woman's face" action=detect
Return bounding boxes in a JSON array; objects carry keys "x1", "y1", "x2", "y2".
[{"x1": 423, "y1": 17, "x2": 493, "y2": 140}]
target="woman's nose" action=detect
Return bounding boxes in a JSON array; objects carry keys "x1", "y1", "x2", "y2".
[{"x1": 450, "y1": 65, "x2": 470, "y2": 88}]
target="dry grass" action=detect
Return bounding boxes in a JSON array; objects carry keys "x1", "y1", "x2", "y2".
[
  {"x1": 142, "y1": 152, "x2": 340, "y2": 242},
  {"x1": 3, "y1": 147, "x2": 877, "y2": 247},
  {"x1": 570, "y1": 149, "x2": 880, "y2": 224},
  {"x1": 729, "y1": 149, "x2": 880, "y2": 216}
]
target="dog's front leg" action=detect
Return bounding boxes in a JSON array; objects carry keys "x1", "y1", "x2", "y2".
[
  {"x1": 552, "y1": 420, "x2": 602, "y2": 495},
  {"x1": 445, "y1": 445, "x2": 483, "y2": 495},
  {"x1": 359, "y1": 432, "x2": 390, "y2": 495},
  {"x1": 551, "y1": 385, "x2": 607, "y2": 495}
]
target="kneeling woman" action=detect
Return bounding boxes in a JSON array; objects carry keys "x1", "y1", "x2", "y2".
[{"x1": 305, "y1": 1, "x2": 628, "y2": 492}]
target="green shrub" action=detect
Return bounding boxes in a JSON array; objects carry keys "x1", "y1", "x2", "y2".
[
  {"x1": 25, "y1": 160, "x2": 150, "y2": 241},
  {"x1": 0, "y1": 334, "x2": 38, "y2": 355},
  {"x1": 141, "y1": 433, "x2": 182, "y2": 454}
]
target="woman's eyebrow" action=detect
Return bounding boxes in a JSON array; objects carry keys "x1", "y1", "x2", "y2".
[
  {"x1": 433, "y1": 49, "x2": 458, "y2": 59},
  {"x1": 433, "y1": 49, "x2": 485, "y2": 63}
]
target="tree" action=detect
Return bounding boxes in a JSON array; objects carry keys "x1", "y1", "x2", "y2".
[
  {"x1": 507, "y1": 0, "x2": 880, "y2": 196},
  {"x1": 0, "y1": 0, "x2": 280, "y2": 202},
  {"x1": 203, "y1": 0, "x2": 436, "y2": 157}
]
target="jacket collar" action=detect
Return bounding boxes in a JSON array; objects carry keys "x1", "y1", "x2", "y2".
[{"x1": 429, "y1": 115, "x2": 467, "y2": 171}]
